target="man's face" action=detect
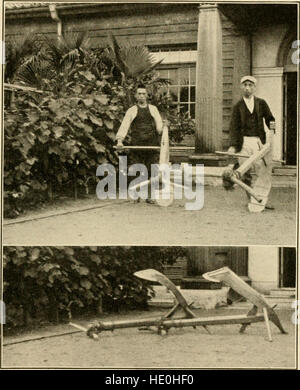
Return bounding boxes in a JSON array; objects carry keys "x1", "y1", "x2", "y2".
[
  {"x1": 136, "y1": 88, "x2": 148, "y2": 104},
  {"x1": 241, "y1": 81, "x2": 256, "y2": 98}
]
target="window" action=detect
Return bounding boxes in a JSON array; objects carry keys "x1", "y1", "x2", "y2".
[{"x1": 151, "y1": 50, "x2": 197, "y2": 119}]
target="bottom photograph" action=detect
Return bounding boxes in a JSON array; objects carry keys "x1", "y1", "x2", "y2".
[{"x1": 2, "y1": 246, "x2": 297, "y2": 369}]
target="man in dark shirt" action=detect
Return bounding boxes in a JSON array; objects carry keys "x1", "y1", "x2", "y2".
[
  {"x1": 228, "y1": 76, "x2": 276, "y2": 211},
  {"x1": 116, "y1": 85, "x2": 163, "y2": 203}
]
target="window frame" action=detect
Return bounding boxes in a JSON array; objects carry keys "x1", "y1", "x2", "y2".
[{"x1": 156, "y1": 62, "x2": 196, "y2": 119}]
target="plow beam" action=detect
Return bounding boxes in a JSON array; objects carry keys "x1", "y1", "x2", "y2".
[
  {"x1": 114, "y1": 146, "x2": 194, "y2": 151},
  {"x1": 235, "y1": 143, "x2": 271, "y2": 176},
  {"x1": 72, "y1": 314, "x2": 265, "y2": 338},
  {"x1": 230, "y1": 175, "x2": 263, "y2": 203}
]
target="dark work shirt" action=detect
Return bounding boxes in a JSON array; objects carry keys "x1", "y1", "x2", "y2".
[
  {"x1": 229, "y1": 97, "x2": 275, "y2": 152},
  {"x1": 130, "y1": 105, "x2": 158, "y2": 146},
  {"x1": 243, "y1": 103, "x2": 260, "y2": 137}
]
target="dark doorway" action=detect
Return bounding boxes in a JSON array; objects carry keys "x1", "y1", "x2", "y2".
[
  {"x1": 284, "y1": 72, "x2": 297, "y2": 165},
  {"x1": 280, "y1": 248, "x2": 296, "y2": 287},
  {"x1": 187, "y1": 247, "x2": 248, "y2": 276}
]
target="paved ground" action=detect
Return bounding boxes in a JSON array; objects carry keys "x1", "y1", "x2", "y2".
[
  {"x1": 2, "y1": 307, "x2": 296, "y2": 369},
  {"x1": 3, "y1": 187, "x2": 296, "y2": 246}
]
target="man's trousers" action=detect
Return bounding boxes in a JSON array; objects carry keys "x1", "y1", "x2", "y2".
[{"x1": 238, "y1": 136, "x2": 272, "y2": 206}]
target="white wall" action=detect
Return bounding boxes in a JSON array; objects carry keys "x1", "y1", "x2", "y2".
[
  {"x1": 252, "y1": 25, "x2": 288, "y2": 68},
  {"x1": 252, "y1": 67, "x2": 284, "y2": 161},
  {"x1": 252, "y1": 24, "x2": 290, "y2": 161},
  {"x1": 248, "y1": 247, "x2": 279, "y2": 293}
]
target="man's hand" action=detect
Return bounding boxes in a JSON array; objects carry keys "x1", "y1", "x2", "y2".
[
  {"x1": 269, "y1": 121, "x2": 276, "y2": 133},
  {"x1": 115, "y1": 140, "x2": 124, "y2": 151},
  {"x1": 227, "y1": 146, "x2": 236, "y2": 155}
]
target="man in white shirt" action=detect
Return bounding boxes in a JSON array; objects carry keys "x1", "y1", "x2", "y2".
[
  {"x1": 116, "y1": 85, "x2": 163, "y2": 147},
  {"x1": 116, "y1": 84, "x2": 163, "y2": 203},
  {"x1": 227, "y1": 76, "x2": 276, "y2": 211}
]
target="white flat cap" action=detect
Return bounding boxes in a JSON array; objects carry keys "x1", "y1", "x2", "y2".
[{"x1": 240, "y1": 75, "x2": 257, "y2": 85}]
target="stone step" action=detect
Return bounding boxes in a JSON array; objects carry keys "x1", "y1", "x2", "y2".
[
  {"x1": 171, "y1": 150, "x2": 297, "y2": 173},
  {"x1": 149, "y1": 285, "x2": 229, "y2": 309},
  {"x1": 149, "y1": 286, "x2": 295, "y2": 310},
  {"x1": 266, "y1": 296, "x2": 295, "y2": 301},
  {"x1": 263, "y1": 296, "x2": 295, "y2": 308},
  {"x1": 180, "y1": 277, "x2": 222, "y2": 290},
  {"x1": 273, "y1": 167, "x2": 297, "y2": 176},
  {"x1": 160, "y1": 165, "x2": 296, "y2": 188},
  {"x1": 272, "y1": 172, "x2": 297, "y2": 177},
  {"x1": 271, "y1": 177, "x2": 297, "y2": 188},
  {"x1": 269, "y1": 288, "x2": 296, "y2": 297},
  {"x1": 148, "y1": 299, "x2": 174, "y2": 308},
  {"x1": 198, "y1": 167, "x2": 297, "y2": 188}
]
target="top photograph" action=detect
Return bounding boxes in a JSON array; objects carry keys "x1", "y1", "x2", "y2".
[{"x1": 2, "y1": 1, "x2": 298, "y2": 246}]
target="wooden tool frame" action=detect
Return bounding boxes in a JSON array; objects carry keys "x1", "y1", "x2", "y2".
[
  {"x1": 115, "y1": 122, "x2": 186, "y2": 206},
  {"x1": 69, "y1": 268, "x2": 287, "y2": 342},
  {"x1": 202, "y1": 267, "x2": 287, "y2": 342},
  {"x1": 114, "y1": 124, "x2": 276, "y2": 205},
  {"x1": 218, "y1": 129, "x2": 276, "y2": 203}
]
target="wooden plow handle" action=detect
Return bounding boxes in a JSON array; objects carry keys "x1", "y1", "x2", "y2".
[
  {"x1": 134, "y1": 269, "x2": 197, "y2": 319},
  {"x1": 220, "y1": 143, "x2": 272, "y2": 201},
  {"x1": 203, "y1": 267, "x2": 287, "y2": 340}
]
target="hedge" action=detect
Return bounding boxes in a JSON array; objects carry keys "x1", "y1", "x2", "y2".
[
  {"x1": 3, "y1": 246, "x2": 186, "y2": 329},
  {"x1": 4, "y1": 67, "x2": 195, "y2": 218},
  {"x1": 4, "y1": 63, "x2": 126, "y2": 218}
]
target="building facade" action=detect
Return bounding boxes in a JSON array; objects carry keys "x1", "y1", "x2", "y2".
[
  {"x1": 5, "y1": 2, "x2": 298, "y2": 166},
  {"x1": 166, "y1": 246, "x2": 296, "y2": 293}
]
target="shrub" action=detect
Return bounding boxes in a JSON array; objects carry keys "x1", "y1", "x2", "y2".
[
  {"x1": 4, "y1": 63, "x2": 125, "y2": 217},
  {"x1": 4, "y1": 32, "x2": 195, "y2": 217},
  {"x1": 3, "y1": 246, "x2": 186, "y2": 329}
]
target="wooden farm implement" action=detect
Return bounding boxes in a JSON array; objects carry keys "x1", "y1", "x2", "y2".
[
  {"x1": 217, "y1": 127, "x2": 278, "y2": 212},
  {"x1": 69, "y1": 267, "x2": 287, "y2": 342},
  {"x1": 114, "y1": 121, "x2": 188, "y2": 206}
]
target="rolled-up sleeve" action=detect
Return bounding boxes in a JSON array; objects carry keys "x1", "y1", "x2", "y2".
[
  {"x1": 149, "y1": 105, "x2": 163, "y2": 134},
  {"x1": 116, "y1": 106, "x2": 136, "y2": 141}
]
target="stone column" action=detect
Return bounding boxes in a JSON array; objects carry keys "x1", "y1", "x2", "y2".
[
  {"x1": 248, "y1": 247, "x2": 279, "y2": 293},
  {"x1": 194, "y1": 3, "x2": 223, "y2": 155}
]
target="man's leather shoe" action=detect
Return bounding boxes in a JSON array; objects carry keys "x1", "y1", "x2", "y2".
[
  {"x1": 146, "y1": 198, "x2": 155, "y2": 204},
  {"x1": 265, "y1": 204, "x2": 275, "y2": 210}
]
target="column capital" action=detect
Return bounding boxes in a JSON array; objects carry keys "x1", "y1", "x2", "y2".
[
  {"x1": 199, "y1": 3, "x2": 219, "y2": 12},
  {"x1": 252, "y1": 67, "x2": 284, "y2": 78}
]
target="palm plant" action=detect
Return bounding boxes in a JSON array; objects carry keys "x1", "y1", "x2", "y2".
[
  {"x1": 4, "y1": 33, "x2": 41, "y2": 83},
  {"x1": 108, "y1": 33, "x2": 170, "y2": 106},
  {"x1": 4, "y1": 33, "x2": 42, "y2": 106},
  {"x1": 41, "y1": 30, "x2": 91, "y2": 73},
  {"x1": 14, "y1": 57, "x2": 55, "y2": 93},
  {"x1": 10, "y1": 31, "x2": 91, "y2": 93},
  {"x1": 107, "y1": 33, "x2": 195, "y2": 141}
]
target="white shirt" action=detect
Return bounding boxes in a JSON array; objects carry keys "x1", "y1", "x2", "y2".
[
  {"x1": 116, "y1": 104, "x2": 163, "y2": 141},
  {"x1": 243, "y1": 96, "x2": 254, "y2": 114}
]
